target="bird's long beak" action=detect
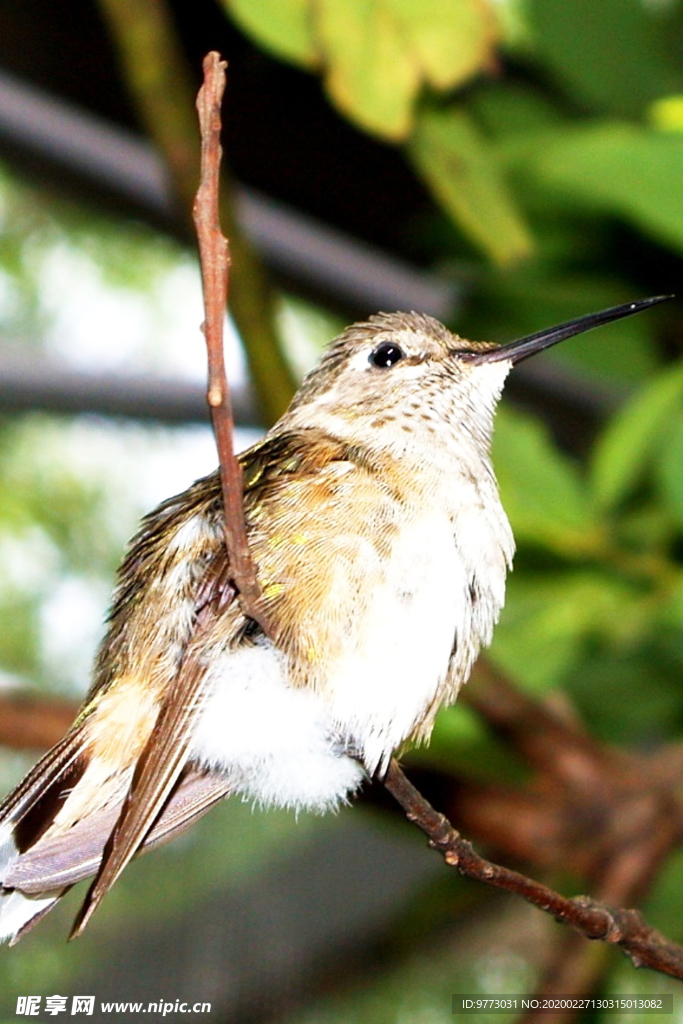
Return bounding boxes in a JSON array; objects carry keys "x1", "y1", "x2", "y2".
[{"x1": 463, "y1": 295, "x2": 673, "y2": 366}]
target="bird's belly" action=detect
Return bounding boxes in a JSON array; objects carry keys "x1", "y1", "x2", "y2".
[
  {"x1": 189, "y1": 641, "x2": 365, "y2": 813},
  {"x1": 324, "y1": 508, "x2": 464, "y2": 772},
  {"x1": 190, "y1": 511, "x2": 464, "y2": 808}
]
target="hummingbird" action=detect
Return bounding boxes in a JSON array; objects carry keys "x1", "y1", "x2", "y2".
[{"x1": 0, "y1": 296, "x2": 668, "y2": 944}]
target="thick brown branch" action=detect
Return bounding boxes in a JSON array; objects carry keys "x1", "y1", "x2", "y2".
[
  {"x1": 383, "y1": 758, "x2": 683, "y2": 982},
  {"x1": 0, "y1": 693, "x2": 76, "y2": 751},
  {"x1": 192, "y1": 53, "x2": 274, "y2": 640}
]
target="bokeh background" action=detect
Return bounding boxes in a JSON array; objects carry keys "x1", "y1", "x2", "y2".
[{"x1": 1, "y1": 0, "x2": 683, "y2": 1021}]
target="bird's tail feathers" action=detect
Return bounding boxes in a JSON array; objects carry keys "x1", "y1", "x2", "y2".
[
  {"x1": 0, "y1": 730, "x2": 87, "y2": 944},
  {"x1": 0, "y1": 732, "x2": 229, "y2": 944}
]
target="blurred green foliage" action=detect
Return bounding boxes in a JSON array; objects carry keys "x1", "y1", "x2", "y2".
[{"x1": 222, "y1": 0, "x2": 500, "y2": 139}]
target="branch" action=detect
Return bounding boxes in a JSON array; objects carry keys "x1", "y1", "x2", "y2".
[
  {"x1": 192, "y1": 53, "x2": 274, "y2": 639},
  {"x1": 383, "y1": 758, "x2": 683, "y2": 982},
  {"x1": 0, "y1": 692, "x2": 76, "y2": 751}
]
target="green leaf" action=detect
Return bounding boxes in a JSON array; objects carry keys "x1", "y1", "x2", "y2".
[
  {"x1": 407, "y1": 702, "x2": 525, "y2": 782},
  {"x1": 656, "y1": 410, "x2": 683, "y2": 529},
  {"x1": 221, "y1": 0, "x2": 318, "y2": 68},
  {"x1": 566, "y1": 640, "x2": 683, "y2": 746},
  {"x1": 388, "y1": 0, "x2": 499, "y2": 92},
  {"x1": 645, "y1": 849, "x2": 683, "y2": 943},
  {"x1": 492, "y1": 405, "x2": 599, "y2": 556},
  {"x1": 316, "y1": 0, "x2": 420, "y2": 140},
  {"x1": 490, "y1": 571, "x2": 639, "y2": 691},
  {"x1": 590, "y1": 360, "x2": 683, "y2": 511},
  {"x1": 650, "y1": 95, "x2": 683, "y2": 132},
  {"x1": 527, "y1": 0, "x2": 682, "y2": 117},
  {"x1": 472, "y1": 81, "x2": 560, "y2": 138},
  {"x1": 223, "y1": 0, "x2": 500, "y2": 141},
  {"x1": 410, "y1": 105, "x2": 533, "y2": 264},
  {"x1": 511, "y1": 123, "x2": 683, "y2": 255}
]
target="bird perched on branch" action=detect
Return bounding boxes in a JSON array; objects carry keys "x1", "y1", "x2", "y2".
[{"x1": 0, "y1": 297, "x2": 667, "y2": 943}]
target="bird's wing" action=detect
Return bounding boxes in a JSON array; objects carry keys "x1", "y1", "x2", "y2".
[
  {"x1": 2, "y1": 763, "x2": 230, "y2": 945},
  {"x1": 0, "y1": 471, "x2": 236, "y2": 943},
  {"x1": 0, "y1": 725, "x2": 91, "y2": 944},
  {"x1": 69, "y1": 598, "x2": 229, "y2": 938},
  {"x1": 71, "y1": 429, "x2": 371, "y2": 934},
  {"x1": 0, "y1": 430, "x2": 366, "y2": 943},
  {"x1": 6, "y1": 763, "x2": 230, "y2": 894},
  {"x1": 0, "y1": 727, "x2": 87, "y2": 834}
]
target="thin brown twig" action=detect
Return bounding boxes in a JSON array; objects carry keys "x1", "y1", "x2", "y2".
[
  {"x1": 192, "y1": 53, "x2": 274, "y2": 639},
  {"x1": 383, "y1": 758, "x2": 683, "y2": 982},
  {"x1": 461, "y1": 666, "x2": 683, "y2": 1017},
  {"x1": 515, "y1": 814, "x2": 680, "y2": 1024}
]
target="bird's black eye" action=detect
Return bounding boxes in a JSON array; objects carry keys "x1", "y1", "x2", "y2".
[{"x1": 369, "y1": 342, "x2": 405, "y2": 368}]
